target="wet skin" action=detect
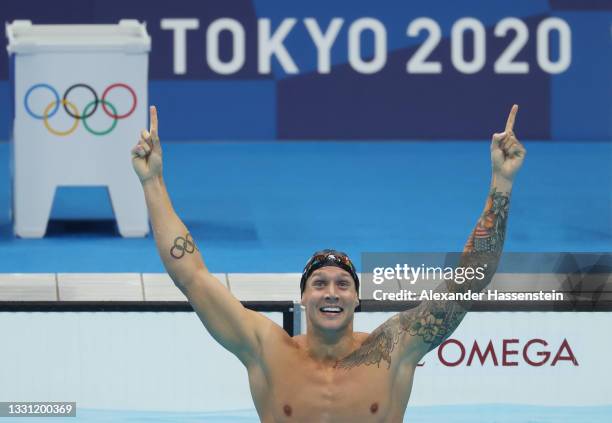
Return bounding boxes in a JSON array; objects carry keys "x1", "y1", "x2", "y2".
[
  {"x1": 245, "y1": 267, "x2": 417, "y2": 422},
  {"x1": 135, "y1": 105, "x2": 524, "y2": 423}
]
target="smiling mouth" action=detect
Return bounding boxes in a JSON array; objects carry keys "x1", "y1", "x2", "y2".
[{"x1": 319, "y1": 306, "x2": 344, "y2": 316}]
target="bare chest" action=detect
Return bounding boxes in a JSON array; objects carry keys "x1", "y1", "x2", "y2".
[{"x1": 249, "y1": 346, "x2": 415, "y2": 423}]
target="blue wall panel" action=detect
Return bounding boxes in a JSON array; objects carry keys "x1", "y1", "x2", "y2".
[
  {"x1": 551, "y1": 11, "x2": 612, "y2": 140},
  {"x1": 149, "y1": 81, "x2": 276, "y2": 140},
  {"x1": 0, "y1": 0, "x2": 610, "y2": 141}
]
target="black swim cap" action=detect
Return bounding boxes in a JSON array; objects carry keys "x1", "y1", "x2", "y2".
[{"x1": 300, "y1": 249, "x2": 359, "y2": 297}]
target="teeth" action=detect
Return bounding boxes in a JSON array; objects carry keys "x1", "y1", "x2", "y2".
[{"x1": 321, "y1": 307, "x2": 342, "y2": 312}]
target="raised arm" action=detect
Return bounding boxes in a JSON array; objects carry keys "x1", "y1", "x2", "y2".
[
  {"x1": 338, "y1": 105, "x2": 526, "y2": 369},
  {"x1": 400, "y1": 104, "x2": 526, "y2": 360},
  {"x1": 131, "y1": 106, "x2": 272, "y2": 366}
]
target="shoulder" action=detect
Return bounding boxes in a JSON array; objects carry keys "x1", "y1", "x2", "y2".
[
  {"x1": 354, "y1": 331, "x2": 371, "y2": 345},
  {"x1": 290, "y1": 334, "x2": 308, "y2": 350}
]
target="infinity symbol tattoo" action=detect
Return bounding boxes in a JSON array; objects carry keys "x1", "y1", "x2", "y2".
[{"x1": 170, "y1": 233, "x2": 198, "y2": 259}]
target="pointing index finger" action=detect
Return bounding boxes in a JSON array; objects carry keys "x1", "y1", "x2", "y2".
[
  {"x1": 149, "y1": 105, "x2": 158, "y2": 135},
  {"x1": 505, "y1": 104, "x2": 518, "y2": 133}
]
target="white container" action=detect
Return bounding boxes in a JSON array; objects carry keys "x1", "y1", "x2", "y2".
[{"x1": 6, "y1": 20, "x2": 151, "y2": 237}]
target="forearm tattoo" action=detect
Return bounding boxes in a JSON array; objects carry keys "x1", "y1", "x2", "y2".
[
  {"x1": 170, "y1": 232, "x2": 199, "y2": 259},
  {"x1": 338, "y1": 189, "x2": 511, "y2": 369},
  {"x1": 463, "y1": 188, "x2": 509, "y2": 255}
]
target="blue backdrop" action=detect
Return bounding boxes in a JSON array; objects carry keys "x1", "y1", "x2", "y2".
[{"x1": 0, "y1": 0, "x2": 610, "y2": 141}]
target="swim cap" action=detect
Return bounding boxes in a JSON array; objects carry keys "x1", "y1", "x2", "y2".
[{"x1": 300, "y1": 249, "x2": 359, "y2": 297}]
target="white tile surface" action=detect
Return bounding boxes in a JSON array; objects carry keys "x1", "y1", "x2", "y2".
[
  {"x1": 142, "y1": 273, "x2": 185, "y2": 301},
  {"x1": 0, "y1": 273, "x2": 57, "y2": 301},
  {"x1": 142, "y1": 273, "x2": 227, "y2": 301},
  {"x1": 57, "y1": 273, "x2": 143, "y2": 301},
  {"x1": 227, "y1": 273, "x2": 301, "y2": 301},
  {"x1": 8, "y1": 272, "x2": 604, "y2": 304}
]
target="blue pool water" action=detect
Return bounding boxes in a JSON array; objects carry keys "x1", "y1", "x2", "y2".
[
  {"x1": 0, "y1": 141, "x2": 610, "y2": 273},
  {"x1": 9, "y1": 405, "x2": 612, "y2": 422}
]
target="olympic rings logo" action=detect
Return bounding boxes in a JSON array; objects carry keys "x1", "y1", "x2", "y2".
[{"x1": 24, "y1": 83, "x2": 137, "y2": 136}]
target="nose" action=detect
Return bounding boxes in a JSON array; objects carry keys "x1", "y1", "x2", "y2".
[{"x1": 325, "y1": 285, "x2": 339, "y2": 302}]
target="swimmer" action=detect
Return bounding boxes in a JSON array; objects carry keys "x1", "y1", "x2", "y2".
[{"x1": 131, "y1": 105, "x2": 526, "y2": 422}]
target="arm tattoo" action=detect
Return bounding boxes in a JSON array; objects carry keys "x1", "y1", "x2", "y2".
[
  {"x1": 338, "y1": 189, "x2": 511, "y2": 370},
  {"x1": 463, "y1": 188, "x2": 509, "y2": 255},
  {"x1": 170, "y1": 232, "x2": 199, "y2": 259},
  {"x1": 336, "y1": 314, "x2": 403, "y2": 369}
]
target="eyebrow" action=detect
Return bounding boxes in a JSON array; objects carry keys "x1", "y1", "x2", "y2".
[{"x1": 310, "y1": 272, "x2": 352, "y2": 282}]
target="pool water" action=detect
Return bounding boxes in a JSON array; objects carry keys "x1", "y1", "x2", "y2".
[{"x1": 10, "y1": 405, "x2": 612, "y2": 422}]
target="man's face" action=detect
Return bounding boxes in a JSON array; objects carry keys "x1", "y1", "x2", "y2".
[{"x1": 301, "y1": 266, "x2": 359, "y2": 332}]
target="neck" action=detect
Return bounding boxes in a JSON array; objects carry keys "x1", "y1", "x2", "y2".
[{"x1": 305, "y1": 323, "x2": 357, "y2": 364}]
